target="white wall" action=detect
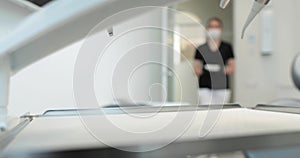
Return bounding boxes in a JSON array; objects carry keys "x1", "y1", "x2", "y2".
[
  {"x1": 9, "y1": 42, "x2": 79, "y2": 116},
  {"x1": 6, "y1": 8, "x2": 165, "y2": 116},
  {"x1": 233, "y1": 0, "x2": 300, "y2": 107},
  {"x1": 176, "y1": 0, "x2": 234, "y2": 43},
  {"x1": 94, "y1": 13, "x2": 165, "y2": 106}
]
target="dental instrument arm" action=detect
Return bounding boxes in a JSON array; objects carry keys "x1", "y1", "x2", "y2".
[
  {"x1": 220, "y1": 0, "x2": 271, "y2": 38},
  {"x1": 220, "y1": 0, "x2": 231, "y2": 9},
  {"x1": 242, "y1": 0, "x2": 271, "y2": 38}
]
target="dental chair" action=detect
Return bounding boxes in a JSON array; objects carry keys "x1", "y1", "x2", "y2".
[
  {"x1": 246, "y1": 53, "x2": 300, "y2": 158},
  {"x1": 292, "y1": 54, "x2": 300, "y2": 91},
  {"x1": 269, "y1": 53, "x2": 300, "y2": 106}
]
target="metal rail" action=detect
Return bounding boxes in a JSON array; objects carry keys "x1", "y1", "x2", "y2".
[{"x1": 38, "y1": 104, "x2": 241, "y2": 117}]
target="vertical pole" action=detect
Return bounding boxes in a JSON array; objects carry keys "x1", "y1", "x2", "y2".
[
  {"x1": 0, "y1": 56, "x2": 10, "y2": 131},
  {"x1": 161, "y1": 7, "x2": 169, "y2": 102}
]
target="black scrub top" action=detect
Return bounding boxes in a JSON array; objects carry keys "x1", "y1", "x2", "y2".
[{"x1": 194, "y1": 41, "x2": 234, "y2": 90}]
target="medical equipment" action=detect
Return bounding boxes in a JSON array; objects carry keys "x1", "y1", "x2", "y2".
[
  {"x1": 219, "y1": 0, "x2": 231, "y2": 9},
  {"x1": 0, "y1": 0, "x2": 275, "y2": 157},
  {"x1": 242, "y1": 0, "x2": 271, "y2": 38},
  {"x1": 292, "y1": 54, "x2": 300, "y2": 90},
  {"x1": 0, "y1": 0, "x2": 187, "y2": 130},
  {"x1": 219, "y1": 0, "x2": 271, "y2": 38},
  {"x1": 0, "y1": 0, "x2": 270, "y2": 131},
  {"x1": 261, "y1": 54, "x2": 300, "y2": 107},
  {"x1": 4, "y1": 106, "x2": 300, "y2": 158}
]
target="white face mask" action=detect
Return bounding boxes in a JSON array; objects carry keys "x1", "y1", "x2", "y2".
[{"x1": 207, "y1": 28, "x2": 222, "y2": 39}]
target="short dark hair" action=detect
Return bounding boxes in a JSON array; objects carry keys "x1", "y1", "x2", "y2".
[{"x1": 206, "y1": 17, "x2": 223, "y2": 28}]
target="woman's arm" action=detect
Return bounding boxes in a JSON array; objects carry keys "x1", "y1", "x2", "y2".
[
  {"x1": 224, "y1": 58, "x2": 235, "y2": 75},
  {"x1": 194, "y1": 60, "x2": 203, "y2": 77}
]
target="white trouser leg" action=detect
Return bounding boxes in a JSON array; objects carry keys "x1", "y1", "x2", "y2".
[
  {"x1": 198, "y1": 88, "x2": 231, "y2": 105},
  {"x1": 212, "y1": 89, "x2": 231, "y2": 104},
  {"x1": 198, "y1": 88, "x2": 212, "y2": 105}
]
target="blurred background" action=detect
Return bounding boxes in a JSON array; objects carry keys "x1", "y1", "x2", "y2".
[{"x1": 0, "y1": 0, "x2": 299, "y2": 116}]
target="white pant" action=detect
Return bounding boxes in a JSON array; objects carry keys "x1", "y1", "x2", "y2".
[{"x1": 198, "y1": 88, "x2": 231, "y2": 105}]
